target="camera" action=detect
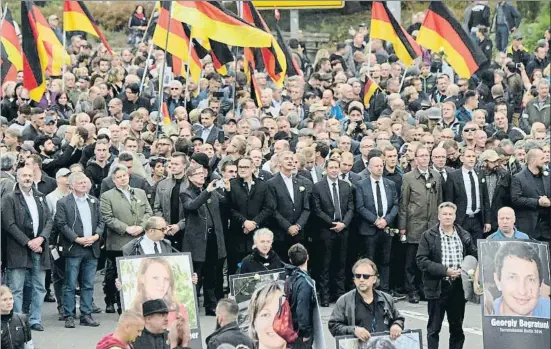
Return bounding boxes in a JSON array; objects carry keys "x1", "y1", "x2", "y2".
[{"x1": 212, "y1": 180, "x2": 224, "y2": 190}]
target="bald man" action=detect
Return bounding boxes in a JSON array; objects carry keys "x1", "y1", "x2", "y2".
[
  {"x1": 487, "y1": 207, "x2": 529, "y2": 239},
  {"x1": 96, "y1": 311, "x2": 145, "y2": 349}
]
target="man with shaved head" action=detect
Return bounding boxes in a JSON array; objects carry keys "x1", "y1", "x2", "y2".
[{"x1": 487, "y1": 207, "x2": 529, "y2": 239}]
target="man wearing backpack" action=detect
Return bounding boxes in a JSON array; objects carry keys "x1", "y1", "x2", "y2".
[{"x1": 285, "y1": 243, "x2": 315, "y2": 349}]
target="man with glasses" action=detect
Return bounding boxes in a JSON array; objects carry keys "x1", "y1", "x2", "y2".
[
  {"x1": 225, "y1": 157, "x2": 273, "y2": 274},
  {"x1": 431, "y1": 147, "x2": 454, "y2": 183},
  {"x1": 352, "y1": 137, "x2": 375, "y2": 173},
  {"x1": 459, "y1": 122, "x2": 479, "y2": 150},
  {"x1": 417, "y1": 202, "x2": 477, "y2": 349},
  {"x1": 121, "y1": 216, "x2": 173, "y2": 256},
  {"x1": 328, "y1": 258, "x2": 404, "y2": 342}
]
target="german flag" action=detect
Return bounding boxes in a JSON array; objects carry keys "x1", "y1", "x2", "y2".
[
  {"x1": 416, "y1": 2, "x2": 487, "y2": 79},
  {"x1": 274, "y1": 22, "x2": 301, "y2": 77},
  {"x1": 242, "y1": 1, "x2": 286, "y2": 87},
  {"x1": 185, "y1": 24, "x2": 233, "y2": 76},
  {"x1": 161, "y1": 102, "x2": 171, "y2": 125},
  {"x1": 152, "y1": 1, "x2": 202, "y2": 83},
  {"x1": 1, "y1": 7, "x2": 23, "y2": 77},
  {"x1": 370, "y1": 1, "x2": 421, "y2": 67},
  {"x1": 172, "y1": 1, "x2": 273, "y2": 48},
  {"x1": 30, "y1": 4, "x2": 70, "y2": 76},
  {"x1": 165, "y1": 52, "x2": 185, "y2": 77},
  {"x1": 362, "y1": 76, "x2": 379, "y2": 107},
  {"x1": 248, "y1": 63, "x2": 262, "y2": 107},
  {"x1": 1, "y1": 42, "x2": 18, "y2": 83},
  {"x1": 63, "y1": 1, "x2": 113, "y2": 55},
  {"x1": 22, "y1": 0, "x2": 48, "y2": 101}
]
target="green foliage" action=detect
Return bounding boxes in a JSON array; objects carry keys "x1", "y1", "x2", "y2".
[{"x1": 520, "y1": 2, "x2": 550, "y2": 52}]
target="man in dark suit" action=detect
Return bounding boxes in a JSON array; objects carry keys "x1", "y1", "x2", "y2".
[
  {"x1": 351, "y1": 137, "x2": 375, "y2": 173},
  {"x1": 339, "y1": 151, "x2": 362, "y2": 186},
  {"x1": 3, "y1": 166, "x2": 53, "y2": 331},
  {"x1": 199, "y1": 108, "x2": 221, "y2": 144},
  {"x1": 478, "y1": 149, "x2": 511, "y2": 232},
  {"x1": 267, "y1": 151, "x2": 311, "y2": 262},
  {"x1": 311, "y1": 159, "x2": 354, "y2": 306},
  {"x1": 55, "y1": 172, "x2": 103, "y2": 328},
  {"x1": 225, "y1": 157, "x2": 274, "y2": 274},
  {"x1": 511, "y1": 148, "x2": 551, "y2": 241},
  {"x1": 181, "y1": 163, "x2": 227, "y2": 316},
  {"x1": 444, "y1": 148, "x2": 491, "y2": 240},
  {"x1": 356, "y1": 157, "x2": 399, "y2": 293},
  {"x1": 121, "y1": 216, "x2": 175, "y2": 256},
  {"x1": 431, "y1": 147, "x2": 455, "y2": 184}
]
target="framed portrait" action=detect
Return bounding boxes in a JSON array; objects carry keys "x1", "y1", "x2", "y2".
[
  {"x1": 116, "y1": 253, "x2": 203, "y2": 349},
  {"x1": 229, "y1": 269, "x2": 286, "y2": 305},
  {"x1": 478, "y1": 240, "x2": 550, "y2": 349},
  {"x1": 335, "y1": 329, "x2": 423, "y2": 349}
]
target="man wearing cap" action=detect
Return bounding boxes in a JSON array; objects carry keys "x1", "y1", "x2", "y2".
[
  {"x1": 343, "y1": 103, "x2": 369, "y2": 142},
  {"x1": 507, "y1": 33, "x2": 530, "y2": 66},
  {"x1": 478, "y1": 149, "x2": 511, "y2": 232}
]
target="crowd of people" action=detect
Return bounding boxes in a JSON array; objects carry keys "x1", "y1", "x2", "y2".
[{"x1": 1, "y1": 1, "x2": 551, "y2": 349}]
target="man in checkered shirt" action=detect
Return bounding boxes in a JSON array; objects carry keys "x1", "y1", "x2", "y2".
[{"x1": 416, "y1": 202, "x2": 478, "y2": 349}]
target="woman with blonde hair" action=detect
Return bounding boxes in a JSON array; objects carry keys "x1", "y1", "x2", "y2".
[
  {"x1": 129, "y1": 257, "x2": 190, "y2": 325},
  {"x1": 248, "y1": 282, "x2": 287, "y2": 349},
  {"x1": 1, "y1": 285, "x2": 34, "y2": 349},
  {"x1": 107, "y1": 67, "x2": 126, "y2": 97}
]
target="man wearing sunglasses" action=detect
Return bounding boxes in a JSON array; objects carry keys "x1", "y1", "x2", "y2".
[
  {"x1": 328, "y1": 258, "x2": 404, "y2": 342},
  {"x1": 122, "y1": 216, "x2": 172, "y2": 256}
]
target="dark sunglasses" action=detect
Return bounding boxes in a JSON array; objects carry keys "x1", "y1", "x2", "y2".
[
  {"x1": 463, "y1": 128, "x2": 476, "y2": 132},
  {"x1": 354, "y1": 273, "x2": 376, "y2": 280}
]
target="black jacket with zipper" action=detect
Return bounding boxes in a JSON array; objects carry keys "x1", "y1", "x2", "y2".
[
  {"x1": 238, "y1": 248, "x2": 284, "y2": 274},
  {"x1": 1, "y1": 311, "x2": 32, "y2": 349}
]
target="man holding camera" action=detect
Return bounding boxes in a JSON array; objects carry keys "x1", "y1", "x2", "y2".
[{"x1": 343, "y1": 102, "x2": 370, "y2": 142}]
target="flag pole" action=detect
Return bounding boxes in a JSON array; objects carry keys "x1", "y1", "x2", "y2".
[
  {"x1": 366, "y1": 39, "x2": 372, "y2": 77},
  {"x1": 62, "y1": 29, "x2": 67, "y2": 90},
  {"x1": 139, "y1": 43, "x2": 154, "y2": 94},
  {"x1": 140, "y1": 5, "x2": 158, "y2": 45},
  {"x1": 182, "y1": 29, "x2": 194, "y2": 111},
  {"x1": 157, "y1": 3, "x2": 172, "y2": 136},
  {"x1": 398, "y1": 63, "x2": 409, "y2": 92}
]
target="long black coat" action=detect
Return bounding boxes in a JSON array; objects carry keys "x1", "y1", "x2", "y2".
[
  {"x1": 55, "y1": 194, "x2": 104, "y2": 258},
  {"x1": 511, "y1": 168, "x2": 551, "y2": 240},
  {"x1": 267, "y1": 173, "x2": 311, "y2": 242},
  {"x1": 225, "y1": 177, "x2": 274, "y2": 254},
  {"x1": 311, "y1": 179, "x2": 354, "y2": 240},
  {"x1": 181, "y1": 185, "x2": 227, "y2": 262},
  {"x1": 416, "y1": 224, "x2": 477, "y2": 299},
  {"x1": 444, "y1": 168, "x2": 491, "y2": 226},
  {"x1": 1, "y1": 185, "x2": 53, "y2": 270},
  {"x1": 480, "y1": 168, "x2": 511, "y2": 231}
]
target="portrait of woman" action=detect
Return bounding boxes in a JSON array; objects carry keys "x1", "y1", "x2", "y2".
[
  {"x1": 247, "y1": 282, "x2": 287, "y2": 349},
  {"x1": 126, "y1": 257, "x2": 195, "y2": 327}
]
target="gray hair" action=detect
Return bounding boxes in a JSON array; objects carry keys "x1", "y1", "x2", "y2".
[
  {"x1": 438, "y1": 201, "x2": 457, "y2": 213},
  {"x1": 253, "y1": 228, "x2": 274, "y2": 243},
  {"x1": 111, "y1": 165, "x2": 129, "y2": 178},
  {"x1": 0, "y1": 154, "x2": 17, "y2": 171},
  {"x1": 144, "y1": 216, "x2": 166, "y2": 231},
  {"x1": 68, "y1": 172, "x2": 88, "y2": 187}
]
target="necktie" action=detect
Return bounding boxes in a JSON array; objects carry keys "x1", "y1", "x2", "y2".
[
  {"x1": 154, "y1": 242, "x2": 160, "y2": 254},
  {"x1": 341, "y1": 173, "x2": 346, "y2": 180},
  {"x1": 332, "y1": 183, "x2": 342, "y2": 221},
  {"x1": 468, "y1": 171, "x2": 477, "y2": 212},
  {"x1": 375, "y1": 180, "x2": 384, "y2": 217},
  {"x1": 439, "y1": 170, "x2": 445, "y2": 181}
]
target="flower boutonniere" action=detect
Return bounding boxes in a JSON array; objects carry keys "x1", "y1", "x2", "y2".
[
  {"x1": 207, "y1": 199, "x2": 212, "y2": 204},
  {"x1": 299, "y1": 186, "x2": 305, "y2": 192},
  {"x1": 136, "y1": 199, "x2": 141, "y2": 204},
  {"x1": 544, "y1": 171, "x2": 549, "y2": 177},
  {"x1": 90, "y1": 199, "x2": 96, "y2": 204},
  {"x1": 322, "y1": 171, "x2": 327, "y2": 176},
  {"x1": 251, "y1": 181, "x2": 255, "y2": 186},
  {"x1": 425, "y1": 182, "x2": 432, "y2": 189},
  {"x1": 481, "y1": 178, "x2": 485, "y2": 183}
]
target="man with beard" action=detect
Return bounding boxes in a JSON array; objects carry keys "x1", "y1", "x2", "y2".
[
  {"x1": 478, "y1": 150, "x2": 511, "y2": 231},
  {"x1": 205, "y1": 299, "x2": 255, "y2": 349},
  {"x1": 34, "y1": 134, "x2": 83, "y2": 178},
  {"x1": 511, "y1": 148, "x2": 551, "y2": 242}
]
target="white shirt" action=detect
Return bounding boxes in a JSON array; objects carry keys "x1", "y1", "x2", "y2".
[
  {"x1": 74, "y1": 194, "x2": 93, "y2": 238},
  {"x1": 46, "y1": 188, "x2": 67, "y2": 215},
  {"x1": 261, "y1": 160, "x2": 272, "y2": 173},
  {"x1": 201, "y1": 124, "x2": 214, "y2": 141},
  {"x1": 461, "y1": 167, "x2": 480, "y2": 215},
  {"x1": 310, "y1": 167, "x2": 319, "y2": 183},
  {"x1": 119, "y1": 187, "x2": 132, "y2": 202},
  {"x1": 327, "y1": 177, "x2": 341, "y2": 219},
  {"x1": 140, "y1": 234, "x2": 162, "y2": 255},
  {"x1": 281, "y1": 173, "x2": 294, "y2": 203},
  {"x1": 433, "y1": 165, "x2": 447, "y2": 182},
  {"x1": 370, "y1": 176, "x2": 388, "y2": 217},
  {"x1": 22, "y1": 189, "x2": 40, "y2": 237}
]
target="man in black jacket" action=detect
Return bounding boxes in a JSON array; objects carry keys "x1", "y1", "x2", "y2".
[
  {"x1": 416, "y1": 202, "x2": 478, "y2": 349},
  {"x1": 286, "y1": 244, "x2": 315, "y2": 349},
  {"x1": 34, "y1": 134, "x2": 83, "y2": 179},
  {"x1": 55, "y1": 172, "x2": 103, "y2": 328},
  {"x1": 226, "y1": 157, "x2": 273, "y2": 274},
  {"x1": 267, "y1": 151, "x2": 311, "y2": 262},
  {"x1": 238, "y1": 229, "x2": 284, "y2": 274},
  {"x1": 478, "y1": 150, "x2": 511, "y2": 231},
  {"x1": 206, "y1": 298, "x2": 255, "y2": 349},
  {"x1": 328, "y1": 258, "x2": 404, "y2": 341},
  {"x1": 311, "y1": 159, "x2": 354, "y2": 306}
]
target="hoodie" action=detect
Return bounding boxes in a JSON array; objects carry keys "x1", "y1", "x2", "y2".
[
  {"x1": 285, "y1": 265, "x2": 315, "y2": 339},
  {"x1": 96, "y1": 334, "x2": 129, "y2": 349}
]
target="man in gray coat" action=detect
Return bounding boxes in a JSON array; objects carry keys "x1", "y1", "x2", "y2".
[
  {"x1": 3, "y1": 166, "x2": 53, "y2": 331},
  {"x1": 100, "y1": 164, "x2": 152, "y2": 314},
  {"x1": 398, "y1": 147, "x2": 442, "y2": 304}
]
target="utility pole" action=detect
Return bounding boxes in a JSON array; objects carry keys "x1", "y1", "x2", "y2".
[
  {"x1": 386, "y1": 1, "x2": 401, "y2": 24},
  {"x1": 290, "y1": 9, "x2": 299, "y2": 38}
]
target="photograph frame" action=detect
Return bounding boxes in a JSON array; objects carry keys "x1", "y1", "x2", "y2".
[
  {"x1": 116, "y1": 252, "x2": 203, "y2": 349},
  {"x1": 335, "y1": 329, "x2": 423, "y2": 349},
  {"x1": 229, "y1": 268, "x2": 287, "y2": 305}
]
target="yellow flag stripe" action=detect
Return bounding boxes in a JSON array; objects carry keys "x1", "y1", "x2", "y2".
[
  {"x1": 0, "y1": 38, "x2": 23, "y2": 70},
  {"x1": 370, "y1": 19, "x2": 415, "y2": 67},
  {"x1": 63, "y1": 11, "x2": 99, "y2": 37}
]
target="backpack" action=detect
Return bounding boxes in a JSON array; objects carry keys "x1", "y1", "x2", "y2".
[{"x1": 273, "y1": 272, "x2": 315, "y2": 344}]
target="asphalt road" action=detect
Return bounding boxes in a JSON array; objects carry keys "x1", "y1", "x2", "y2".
[{"x1": 32, "y1": 277, "x2": 484, "y2": 349}]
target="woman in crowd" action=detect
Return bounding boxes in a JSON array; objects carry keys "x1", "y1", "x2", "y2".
[
  {"x1": 239, "y1": 229, "x2": 284, "y2": 274},
  {"x1": 128, "y1": 5, "x2": 148, "y2": 45},
  {"x1": 0, "y1": 286, "x2": 34, "y2": 349},
  {"x1": 51, "y1": 92, "x2": 74, "y2": 120}
]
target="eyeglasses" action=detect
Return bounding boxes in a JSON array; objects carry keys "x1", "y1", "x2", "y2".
[
  {"x1": 170, "y1": 88, "x2": 180, "y2": 90},
  {"x1": 354, "y1": 273, "x2": 376, "y2": 280},
  {"x1": 463, "y1": 128, "x2": 476, "y2": 132},
  {"x1": 157, "y1": 143, "x2": 171, "y2": 146},
  {"x1": 238, "y1": 166, "x2": 251, "y2": 169}
]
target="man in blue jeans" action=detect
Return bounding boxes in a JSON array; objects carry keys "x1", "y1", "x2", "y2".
[
  {"x1": 493, "y1": 1, "x2": 522, "y2": 52},
  {"x1": 55, "y1": 172, "x2": 104, "y2": 328},
  {"x1": 3, "y1": 166, "x2": 53, "y2": 331}
]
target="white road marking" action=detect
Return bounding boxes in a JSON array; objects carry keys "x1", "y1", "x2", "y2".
[{"x1": 401, "y1": 310, "x2": 483, "y2": 336}]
